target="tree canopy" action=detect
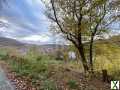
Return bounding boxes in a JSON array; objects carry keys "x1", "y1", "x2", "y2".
[{"x1": 43, "y1": 0, "x2": 120, "y2": 72}]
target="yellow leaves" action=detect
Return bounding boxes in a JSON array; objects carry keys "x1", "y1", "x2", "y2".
[
  {"x1": 79, "y1": 19, "x2": 90, "y2": 33},
  {"x1": 63, "y1": 16, "x2": 77, "y2": 33},
  {"x1": 94, "y1": 0, "x2": 107, "y2": 5}
]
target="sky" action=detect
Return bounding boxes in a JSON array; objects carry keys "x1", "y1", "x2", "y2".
[
  {"x1": 0, "y1": 0, "x2": 119, "y2": 45},
  {"x1": 0, "y1": 0, "x2": 64, "y2": 44}
]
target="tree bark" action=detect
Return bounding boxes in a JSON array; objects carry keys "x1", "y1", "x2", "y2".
[
  {"x1": 89, "y1": 36, "x2": 94, "y2": 73},
  {"x1": 77, "y1": 45, "x2": 89, "y2": 72},
  {"x1": 102, "y1": 69, "x2": 108, "y2": 82}
]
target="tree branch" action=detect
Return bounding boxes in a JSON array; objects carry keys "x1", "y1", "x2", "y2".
[
  {"x1": 92, "y1": 4, "x2": 107, "y2": 36},
  {"x1": 66, "y1": 34, "x2": 78, "y2": 47},
  {"x1": 51, "y1": 0, "x2": 66, "y2": 34},
  {"x1": 51, "y1": 0, "x2": 77, "y2": 39}
]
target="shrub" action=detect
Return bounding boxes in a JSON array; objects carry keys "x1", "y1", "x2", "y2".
[
  {"x1": 36, "y1": 56, "x2": 42, "y2": 61},
  {"x1": 55, "y1": 51, "x2": 64, "y2": 60},
  {"x1": 67, "y1": 79, "x2": 78, "y2": 89}
]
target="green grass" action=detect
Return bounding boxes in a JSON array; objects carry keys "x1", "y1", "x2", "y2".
[
  {"x1": 40, "y1": 80, "x2": 57, "y2": 90},
  {"x1": 1, "y1": 53, "x2": 62, "y2": 89},
  {"x1": 67, "y1": 79, "x2": 78, "y2": 89},
  {"x1": 11, "y1": 56, "x2": 60, "y2": 76}
]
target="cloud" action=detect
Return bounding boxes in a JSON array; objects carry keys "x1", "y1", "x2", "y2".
[
  {"x1": 16, "y1": 32, "x2": 53, "y2": 45},
  {"x1": 0, "y1": 16, "x2": 67, "y2": 45},
  {"x1": 20, "y1": 34, "x2": 50, "y2": 42},
  {"x1": 0, "y1": 0, "x2": 61, "y2": 44},
  {"x1": 0, "y1": 17, "x2": 9, "y2": 23},
  {"x1": 0, "y1": 16, "x2": 68, "y2": 45},
  {"x1": 0, "y1": 17, "x2": 40, "y2": 37}
]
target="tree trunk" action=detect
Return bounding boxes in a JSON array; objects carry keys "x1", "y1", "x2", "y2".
[
  {"x1": 77, "y1": 45, "x2": 89, "y2": 72},
  {"x1": 102, "y1": 69, "x2": 108, "y2": 82},
  {"x1": 89, "y1": 36, "x2": 94, "y2": 73}
]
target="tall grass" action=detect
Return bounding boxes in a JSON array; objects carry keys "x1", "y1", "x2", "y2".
[{"x1": 94, "y1": 41, "x2": 120, "y2": 80}]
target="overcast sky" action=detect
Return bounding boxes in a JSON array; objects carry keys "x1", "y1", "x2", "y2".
[
  {"x1": 0, "y1": 0, "x2": 119, "y2": 45},
  {"x1": 0, "y1": 0, "x2": 64, "y2": 44}
]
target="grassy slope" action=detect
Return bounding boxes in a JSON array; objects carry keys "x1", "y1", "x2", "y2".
[
  {"x1": 0, "y1": 35, "x2": 120, "y2": 89},
  {"x1": 94, "y1": 38, "x2": 120, "y2": 79}
]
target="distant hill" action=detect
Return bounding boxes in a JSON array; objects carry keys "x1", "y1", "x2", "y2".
[
  {"x1": 0, "y1": 35, "x2": 119, "y2": 52},
  {"x1": 109, "y1": 35, "x2": 120, "y2": 45},
  {"x1": 95, "y1": 35, "x2": 120, "y2": 47},
  {"x1": 24, "y1": 35, "x2": 120, "y2": 54},
  {"x1": 0, "y1": 37, "x2": 25, "y2": 47}
]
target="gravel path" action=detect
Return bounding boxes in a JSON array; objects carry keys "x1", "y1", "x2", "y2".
[{"x1": 0, "y1": 67, "x2": 15, "y2": 90}]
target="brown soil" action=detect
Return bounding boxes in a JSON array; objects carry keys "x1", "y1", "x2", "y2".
[{"x1": 0, "y1": 61, "x2": 36, "y2": 90}]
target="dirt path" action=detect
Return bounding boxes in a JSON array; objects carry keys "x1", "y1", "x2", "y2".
[
  {"x1": 0, "y1": 61, "x2": 36, "y2": 90},
  {"x1": 0, "y1": 66, "x2": 15, "y2": 90}
]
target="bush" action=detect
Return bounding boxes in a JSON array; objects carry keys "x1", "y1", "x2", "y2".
[
  {"x1": 55, "y1": 51, "x2": 64, "y2": 60},
  {"x1": 36, "y1": 56, "x2": 42, "y2": 61},
  {"x1": 67, "y1": 79, "x2": 78, "y2": 89}
]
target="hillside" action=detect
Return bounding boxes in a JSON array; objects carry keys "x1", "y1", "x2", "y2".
[
  {"x1": 0, "y1": 37, "x2": 25, "y2": 47},
  {"x1": 0, "y1": 35, "x2": 119, "y2": 90}
]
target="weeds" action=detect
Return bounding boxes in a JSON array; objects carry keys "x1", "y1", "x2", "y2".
[
  {"x1": 40, "y1": 80, "x2": 57, "y2": 90},
  {"x1": 67, "y1": 79, "x2": 78, "y2": 89}
]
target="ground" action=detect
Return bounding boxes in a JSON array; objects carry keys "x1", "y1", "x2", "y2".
[
  {"x1": 0, "y1": 60, "x2": 111, "y2": 90},
  {"x1": 0, "y1": 63, "x2": 14, "y2": 90}
]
